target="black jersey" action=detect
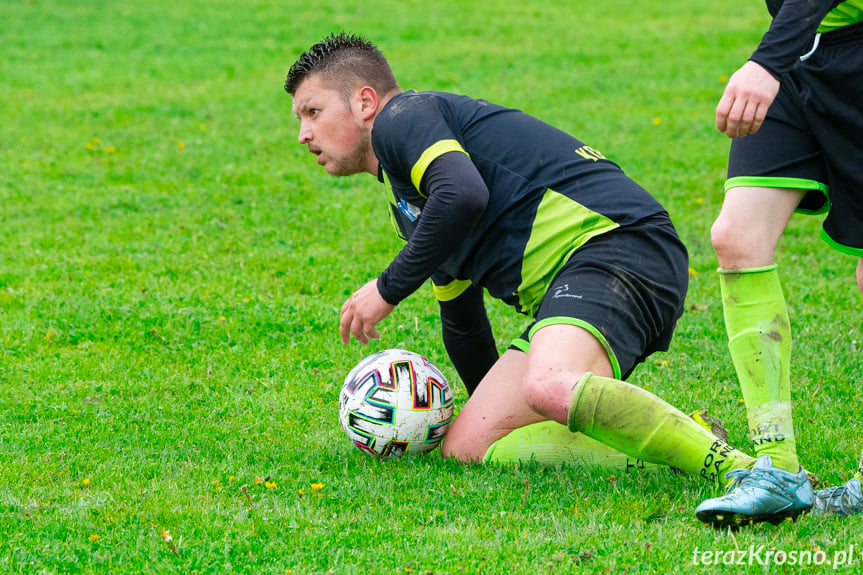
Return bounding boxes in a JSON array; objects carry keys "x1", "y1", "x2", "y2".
[
  {"x1": 371, "y1": 90, "x2": 666, "y2": 316},
  {"x1": 752, "y1": 0, "x2": 859, "y2": 77}
]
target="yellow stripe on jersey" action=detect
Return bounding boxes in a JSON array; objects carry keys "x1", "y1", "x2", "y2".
[
  {"x1": 380, "y1": 171, "x2": 406, "y2": 239},
  {"x1": 410, "y1": 140, "x2": 469, "y2": 195},
  {"x1": 518, "y1": 189, "x2": 619, "y2": 316},
  {"x1": 432, "y1": 278, "x2": 473, "y2": 302},
  {"x1": 819, "y1": 0, "x2": 863, "y2": 33}
]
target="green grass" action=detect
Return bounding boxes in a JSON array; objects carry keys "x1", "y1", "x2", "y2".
[{"x1": 1, "y1": 0, "x2": 861, "y2": 573}]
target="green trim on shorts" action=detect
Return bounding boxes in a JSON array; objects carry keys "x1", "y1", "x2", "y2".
[
  {"x1": 724, "y1": 176, "x2": 830, "y2": 215},
  {"x1": 527, "y1": 317, "x2": 622, "y2": 380},
  {"x1": 820, "y1": 229, "x2": 863, "y2": 257},
  {"x1": 508, "y1": 337, "x2": 530, "y2": 354}
]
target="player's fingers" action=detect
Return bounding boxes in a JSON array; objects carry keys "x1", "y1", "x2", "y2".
[
  {"x1": 734, "y1": 104, "x2": 752, "y2": 138},
  {"x1": 351, "y1": 317, "x2": 369, "y2": 345},
  {"x1": 738, "y1": 99, "x2": 759, "y2": 136},
  {"x1": 360, "y1": 317, "x2": 379, "y2": 343},
  {"x1": 339, "y1": 302, "x2": 354, "y2": 345},
  {"x1": 725, "y1": 98, "x2": 748, "y2": 138},
  {"x1": 715, "y1": 92, "x2": 734, "y2": 134},
  {"x1": 339, "y1": 315, "x2": 351, "y2": 345},
  {"x1": 726, "y1": 100, "x2": 746, "y2": 138},
  {"x1": 749, "y1": 101, "x2": 769, "y2": 134}
]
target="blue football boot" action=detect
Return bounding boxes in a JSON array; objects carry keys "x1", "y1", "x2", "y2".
[
  {"x1": 695, "y1": 455, "x2": 814, "y2": 529},
  {"x1": 811, "y1": 478, "x2": 863, "y2": 516},
  {"x1": 811, "y1": 447, "x2": 863, "y2": 517}
]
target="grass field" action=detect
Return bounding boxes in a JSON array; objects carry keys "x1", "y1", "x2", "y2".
[{"x1": 1, "y1": 0, "x2": 862, "y2": 573}]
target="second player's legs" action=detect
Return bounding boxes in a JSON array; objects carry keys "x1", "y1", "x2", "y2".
[
  {"x1": 711, "y1": 186, "x2": 805, "y2": 268},
  {"x1": 711, "y1": 185, "x2": 806, "y2": 473}
]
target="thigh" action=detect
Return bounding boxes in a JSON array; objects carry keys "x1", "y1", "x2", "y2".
[
  {"x1": 713, "y1": 186, "x2": 806, "y2": 267},
  {"x1": 524, "y1": 323, "x2": 614, "y2": 424},
  {"x1": 441, "y1": 349, "x2": 545, "y2": 462},
  {"x1": 528, "y1": 215, "x2": 689, "y2": 380}
]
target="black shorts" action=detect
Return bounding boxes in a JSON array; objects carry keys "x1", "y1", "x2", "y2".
[
  {"x1": 726, "y1": 22, "x2": 863, "y2": 256},
  {"x1": 509, "y1": 213, "x2": 689, "y2": 381}
]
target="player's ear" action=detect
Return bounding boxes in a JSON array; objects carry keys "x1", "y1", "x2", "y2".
[{"x1": 356, "y1": 86, "x2": 379, "y2": 121}]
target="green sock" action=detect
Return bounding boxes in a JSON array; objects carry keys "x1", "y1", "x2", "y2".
[
  {"x1": 567, "y1": 373, "x2": 755, "y2": 486},
  {"x1": 720, "y1": 265, "x2": 798, "y2": 473},
  {"x1": 483, "y1": 420, "x2": 663, "y2": 472}
]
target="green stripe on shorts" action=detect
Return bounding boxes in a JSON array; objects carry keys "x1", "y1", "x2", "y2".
[
  {"x1": 525, "y1": 317, "x2": 621, "y2": 380},
  {"x1": 724, "y1": 176, "x2": 830, "y2": 215},
  {"x1": 508, "y1": 337, "x2": 530, "y2": 354},
  {"x1": 820, "y1": 229, "x2": 863, "y2": 257}
]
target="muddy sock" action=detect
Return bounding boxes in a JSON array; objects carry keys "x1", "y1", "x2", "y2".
[
  {"x1": 720, "y1": 265, "x2": 798, "y2": 473},
  {"x1": 567, "y1": 372, "x2": 755, "y2": 485}
]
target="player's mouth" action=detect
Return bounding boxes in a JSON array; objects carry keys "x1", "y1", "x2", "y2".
[{"x1": 309, "y1": 147, "x2": 324, "y2": 165}]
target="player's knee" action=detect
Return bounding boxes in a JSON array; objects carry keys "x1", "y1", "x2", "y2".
[
  {"x1": 440, "y1": 413, "x2": 489, "y2": 463},
  {"x1": 525, "y1": 375, "x2": 551, "y2": 415},
  {"x1": 440, "y1": 432, "x2": 483, "y2": 463},
  {"x1": 524, "y1": 370, "x2": 582, "y2": 421},
  {"x1": 710, "y1": 216, "x2": 771, "y2": 267},
  {"x1": 439, "y1": 436, "x2": 459, "y2": 460},
  {"x1": 710, "y1": 216, "x2": 741, "y2": 261}
]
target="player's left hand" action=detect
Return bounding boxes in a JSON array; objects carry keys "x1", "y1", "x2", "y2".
[{"x1": 339, "y1": 279, "x2": 395, "y2": 345}]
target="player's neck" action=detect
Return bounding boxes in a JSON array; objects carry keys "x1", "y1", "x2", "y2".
[{"x1": 364, "y1": 90, "x2": 401, "y2": 176}]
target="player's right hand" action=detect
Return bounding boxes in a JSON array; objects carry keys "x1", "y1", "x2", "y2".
[
  {"x1": 339, "y1": 279, "x2": 394, "y2": 345},
  {"x1": 716, "y1": 60, "x2": 780, "y2": 139}
]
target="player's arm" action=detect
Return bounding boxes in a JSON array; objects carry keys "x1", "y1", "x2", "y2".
[
  {"x1": 436, "y1": 280, "x2": 498, "y2": 397},
  {"x1": 750, "y1": 0, "x2": 840, "y2": 79},
  {"x1": 376, "y1": 151, "x2": 489, "y2": 305},
  {"x1": 716, "y1": 0, "x2": 839, "y2": 138},
  {"x1": 341, "y1": 151, "x2": 488, "y2": 345}
]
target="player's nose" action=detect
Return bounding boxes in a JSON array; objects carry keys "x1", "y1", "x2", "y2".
[{"x1": 298, "y1": 121, "x2": 312, "y2": 144}]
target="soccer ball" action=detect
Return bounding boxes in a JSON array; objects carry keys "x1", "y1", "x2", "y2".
[{"x1": 338, "y1": 349, "x2": 454, "y2": 460}]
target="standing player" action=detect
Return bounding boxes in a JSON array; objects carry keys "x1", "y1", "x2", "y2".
[
  {"x1": 285, "y1": 32, "x2": 761, "y2": 487},
  {"x1": 696, "y1": 0, "x2": 863, "y2": 527}
]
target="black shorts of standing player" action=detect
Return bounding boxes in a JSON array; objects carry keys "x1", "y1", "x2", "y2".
[
  {"x1": 510, "y1": 212, "x2": 689, "y2": 380},
  {"x1": 726, "y1": 21, "x2": 863, "y2": 257}
]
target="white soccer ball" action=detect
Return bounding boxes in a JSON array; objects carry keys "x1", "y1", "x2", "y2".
[{"x1": 339, "y1": 349, "x2": 454, "y2": 460}]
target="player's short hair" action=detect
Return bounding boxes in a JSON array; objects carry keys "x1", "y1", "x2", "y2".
[{"x1": 284, "y1": 32, "x2": 399, "y2": 102}]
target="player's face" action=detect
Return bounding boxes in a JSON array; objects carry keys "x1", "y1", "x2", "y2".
[{"x1": 292, "y1": 75, "x2": 372, "y2": 177}]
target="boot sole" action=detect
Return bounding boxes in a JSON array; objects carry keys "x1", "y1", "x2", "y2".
[{"x1": 696, "y1": 507, "x2": 807, "y2": 530}]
